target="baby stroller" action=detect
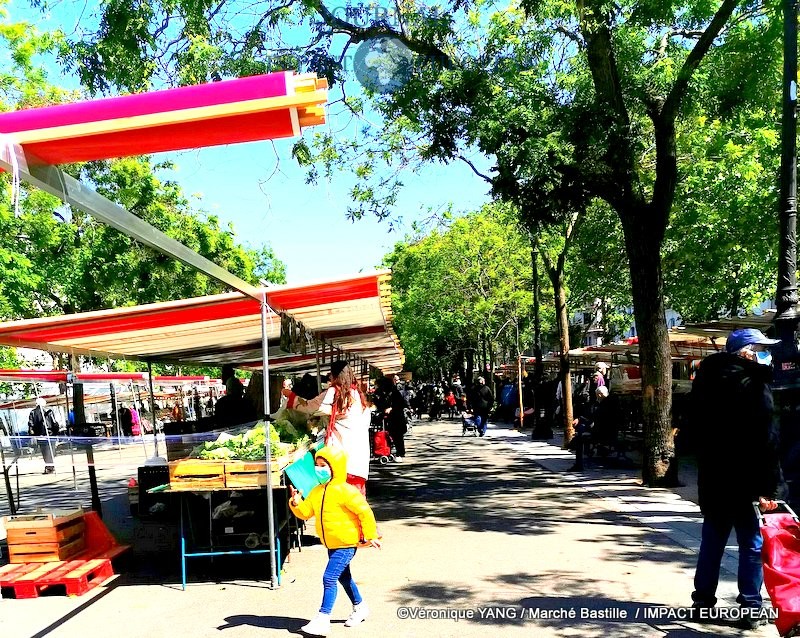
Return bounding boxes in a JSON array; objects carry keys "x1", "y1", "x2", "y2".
[
  {"x1": 370, "y1": 412, "x2": 395, "y2": 464},
  {"x1": 757, "y1": 501, "x2": 800, "y2": 636},
  {"x1": 461, "y1": 412, "x2": 479, "y2": 437}
]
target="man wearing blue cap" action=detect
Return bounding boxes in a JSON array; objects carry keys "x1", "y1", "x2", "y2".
[{"x1": 689, "y1": 328, "x2": 787, "y2": 629}]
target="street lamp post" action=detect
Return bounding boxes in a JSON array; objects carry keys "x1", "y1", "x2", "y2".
[
  {"x1": 774, "y1": 0, "x2": 800, "y2": 511},
  {"x1": 775, "y1": 0, "x2": 800, "y2": 362}
]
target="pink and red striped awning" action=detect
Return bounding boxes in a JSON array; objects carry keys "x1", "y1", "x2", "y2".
[{"x1": 0, "y1": 71, "x2": 327, "y2": 164}]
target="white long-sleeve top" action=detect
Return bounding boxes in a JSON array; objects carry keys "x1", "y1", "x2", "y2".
[{"x1": 289, "y1": 387, "x2": 371, "y2": 479}]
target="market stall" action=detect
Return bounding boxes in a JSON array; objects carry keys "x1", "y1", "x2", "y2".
[
  {"x1": 0, "y1": 68, "x2": 405, "y2": 589},
  {"x1": 0, "y1": 271, "x2": 404, "y2": 586}
]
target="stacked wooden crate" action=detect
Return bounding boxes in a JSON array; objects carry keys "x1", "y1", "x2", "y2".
[
  {"x1": 5, "y1": 511, "x2": 86, "y2": 563},
  {"x1": 168, "y1": 453, "x2": 303, "y2": 490},
  {"x1": 168, "y1": 459, "x2": 225, "y2": 490}
]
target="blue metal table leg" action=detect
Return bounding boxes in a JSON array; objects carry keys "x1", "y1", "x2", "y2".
[
  {"x1": 276, "y1": 536, "x2": 282, "y2": 586},
  {"x1": 181, "y1": 497, "x2": 187, "y2": 591}
]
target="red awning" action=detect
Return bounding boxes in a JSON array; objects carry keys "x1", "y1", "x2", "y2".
[
  {"x1": 0, "y1": 369, "x2": 69, "y2": 383},
  {"x1": 0, "y1": 272, "x2": 404, "y2": 374},
  {"x1": 0, "y1": 72, "x2": 327, "y2": 164}
]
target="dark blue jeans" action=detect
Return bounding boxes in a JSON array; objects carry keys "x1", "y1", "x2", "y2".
[
  {"x1": 692, "y1": 505, "x2": 763, "y2": 608},
  {"x1": 474, "y1": 411, "x2": 489, "y2": 436},
  {"x1": 320, "y1": 547, "x2": 362, "y2": 614}
]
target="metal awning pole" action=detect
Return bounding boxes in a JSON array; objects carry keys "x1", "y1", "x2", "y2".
[
  {"x1": 146, "y1": 363, "x2": 159, "y2": 458},
  {"x1": 10, "y1": 399, "x2": 20, "y2": 503},
  {"x1": 517, "y1": 355, "x2": 524, "y2": 430},
  {"x1": 130, "y1": 381, "x2": 149, "y2": 458},
  {"x1": 315, "y1": 337, "x2": 323, "y2": 394},
  {"x1": 110, "y1": 382, "x2": 122, "y2": 453},
  {"x1": 64, "y1": 380, "x2": 77, "y2": 491},
  {"x1": 261, "y1": 296, "x2": 278, "y2": 588}
]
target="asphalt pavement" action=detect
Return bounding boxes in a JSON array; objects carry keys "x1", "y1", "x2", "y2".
[{"x1": 0, "y1": 419, "x2": 778, "y2": 638}]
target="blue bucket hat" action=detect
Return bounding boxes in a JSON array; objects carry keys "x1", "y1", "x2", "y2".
[{"x1": 725, "y1": 328, "x2": 780, "y2": 354}]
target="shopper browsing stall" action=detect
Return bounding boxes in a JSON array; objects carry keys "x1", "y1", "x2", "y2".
[{"x1": 284, "y1": 361, "x2": 371, "y2": 494}]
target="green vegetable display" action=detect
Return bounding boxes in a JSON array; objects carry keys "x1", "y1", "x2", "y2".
[{"x1": 194, "y1": 421, "x2": 309, "y2": 461}]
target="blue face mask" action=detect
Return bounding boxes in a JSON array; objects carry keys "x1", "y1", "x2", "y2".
[
  {"x1": 755, "y1": 351, "x2": 773, "y2": 367},
  {"x1": 315, "y1": 466, "x2": 332, "y2": 483}
]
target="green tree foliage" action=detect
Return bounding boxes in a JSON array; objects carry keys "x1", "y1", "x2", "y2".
[
  {"x1": 566, "y1": 201, "x2": 633, "y2": 341},
  {"x1": 37, "y1": 0, "x2": 782, "y2": 483},
  {"x1": 384, "y1": 203, "x2": 548, "y2": 377},
  {"x1": 664, "y1": 112, "x2": 780, "y2": 322}
]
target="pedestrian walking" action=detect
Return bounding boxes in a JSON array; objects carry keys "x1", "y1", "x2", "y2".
[
  {"x1": 27, "y1": 397, "x2": 59, "y2": 474},
  {"x1": 372, "y1": 376, "x2": 409, "y2": 463},
  {"x1": 468, "y1": 376, "x2": 494, "y2": 437},
  {"x1": 290, "y1": 446, "x2": 381, "y2": 636},
  {"x1": 689, "y1": 328, "x2": 787, "y2": 629}
]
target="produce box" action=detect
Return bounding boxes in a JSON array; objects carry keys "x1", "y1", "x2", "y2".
[
  {"x1": 4, "y1": 510, "x2": 86, "y2": 563},
  {"x1": 224, "y1": 457, "x2": 290, "y2": 488},
  {"x1": 168, "y1": 459, "x2": 225, "y2": 490}
]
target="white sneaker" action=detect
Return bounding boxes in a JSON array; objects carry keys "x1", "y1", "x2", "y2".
[
  {"x1": 394, "y1": 456, "x2": 404, "y2": 463},
  {"x1": 301, "y1": 613, "x2": 331, "y2": 636},
  {"x1": 345, "y1": 602, "x2": 370, "y2": 627}
]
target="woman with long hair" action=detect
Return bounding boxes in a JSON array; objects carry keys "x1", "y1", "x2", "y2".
[{"x1": 284, "y1": 361, "x2": 372, "y2": 494}]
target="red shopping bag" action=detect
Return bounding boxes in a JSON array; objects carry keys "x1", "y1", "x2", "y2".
[{"x1": 759, "y1": 502, "x2": 800, "y2": 636}]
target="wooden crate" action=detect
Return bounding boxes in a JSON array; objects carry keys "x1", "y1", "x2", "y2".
[
  {"x1": 168, "y1": 459, "x2": 225, "y2": 490},
  {"x1": 8, "y1": 537, "x2": 86, "y2": 563},
  {"x1": 4, "y1": 511, "x2": 86, "y2": 564},
  {"x1": 224, "y1": 460, "x2": 283, "y2": 488},
  {"x1": 165, "y1": 437, "x2": 197, "y2": 461}
]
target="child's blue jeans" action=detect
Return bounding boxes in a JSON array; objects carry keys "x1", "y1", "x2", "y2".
[{"x1": 320, "y1": 547, "x2": 362, "y2": 614}]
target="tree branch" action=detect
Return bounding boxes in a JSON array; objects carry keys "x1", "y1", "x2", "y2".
[
  {"x1": 661, "y1": 0, "x2": 740, "y2": 124},
  {"x1": 309, "y1": 0, "x2": 455, "y2": 68},
  {"x1": 555, "y1": 24, "x2": 585, "y2": 48},
  {"x1": 458, "y1": 155, "x2": 493, "y2": 184},
  {"x1": 578, "y1": 0, "x2": 628, "y2": 123}
]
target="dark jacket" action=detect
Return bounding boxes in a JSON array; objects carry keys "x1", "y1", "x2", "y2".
[
  {"x1": 28, "y1": 406, "x2": 58, "y2": 436},
  {"x1": 469, "y1": 384, "x2": 494, "y2": 412},
  {"x1": 690, "y1": 351, "x2": 787, "y2": 515},
  {"x1": 372, "y1": 383, "x2": 408, "y2": 433}
]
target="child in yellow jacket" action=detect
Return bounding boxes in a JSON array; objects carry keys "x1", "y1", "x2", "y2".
[{"x1": 289, "y1": 445, "x2": 381, "y2": 637}]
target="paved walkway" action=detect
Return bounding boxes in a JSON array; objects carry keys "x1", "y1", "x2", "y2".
[{"x1": 0, "y1": 419, "x2": 777, "y2": 638}]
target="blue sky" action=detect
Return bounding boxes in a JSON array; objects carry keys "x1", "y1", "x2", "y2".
[
  {"x1": 5, "y1": 0, "x2": 495, "y2": 284},
  {"x1": 161, "y1": 136, "x2": 492, "y2": 284}
]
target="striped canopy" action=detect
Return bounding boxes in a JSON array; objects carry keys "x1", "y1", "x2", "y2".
[
  {"x1": 0, "y1": 71, "x2": 327, "y2": 164},
  {"x1": 0, "y1": 272, "x2": 404, "y2": 375}
]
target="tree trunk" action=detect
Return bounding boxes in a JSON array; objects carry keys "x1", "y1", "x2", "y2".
[
  {"x1": 554, "y1": 277, "x2": 574, "y2": 443},
  {"x1": 622, "y1": 212, "x2": 675, "y2": 486},
  {"x1": 531, "y1": 245, "x2": 544, "y2": 382}
]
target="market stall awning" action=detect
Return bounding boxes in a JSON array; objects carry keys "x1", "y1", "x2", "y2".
[
  {"x1": 672, "y1": 310, "x2": 776, "y2": 343},
  {"x1": 569, "y1": 330, "x2": 721, "y2": 364},
  {"x1": 0, "y1": 71, "x2": 327, "y2": 164},
  {"x1": 0, "y1": 272, "x2": 404, "y2": 375}
]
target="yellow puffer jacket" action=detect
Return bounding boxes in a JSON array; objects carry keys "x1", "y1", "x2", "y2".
[{"x1": 289, "y1": 446, "x2": 378, "y2": 549}]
